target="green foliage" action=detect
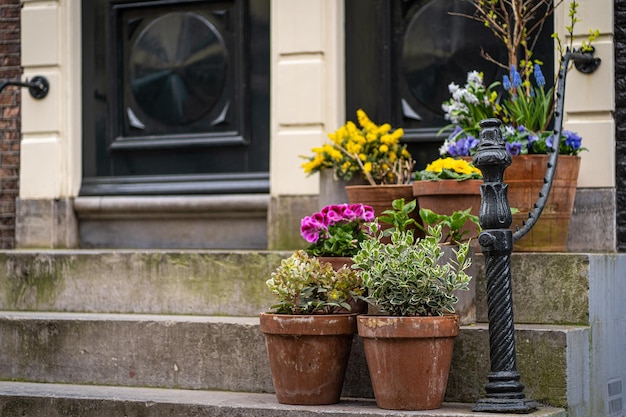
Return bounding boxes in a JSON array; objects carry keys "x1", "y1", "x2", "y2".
[
  {"x1": 353, "y1": 224, "x2": 472, "y2": 317},
  {"x1": 266, "y1": 250, "x2": 365, "y2": 314},
  {"x1": 305, "y1": 221, "x2": 371, "y2": 257},
  {"x1": 417, "y1": 208, "x2": 480, "y2": 245},
  {"x1": 378, "y1": 198, "x2": 419, "y2": 236}
]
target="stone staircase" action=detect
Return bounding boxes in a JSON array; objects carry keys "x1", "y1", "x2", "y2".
[{"x1": 0, "y1": 250, "x2": 622, "y2": 416}]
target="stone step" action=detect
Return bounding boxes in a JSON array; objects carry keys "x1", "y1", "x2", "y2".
[
  {"x1": 0, "y1": 312, "x2": 588, "y2": 410},
  {"x1": 0, "y1": 381, "x2": 566, "y2": 417},
  {"x1": 0, "y1": 251, "x2": 591, "y2": 325}
]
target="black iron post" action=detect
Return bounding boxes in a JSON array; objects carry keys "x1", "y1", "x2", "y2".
[
  {"x1": 472, "y1": 118, "x2": 538, "y2": 413},
  {"x1": 472, "y1": 49, "x2": 600, "y2": 413}
]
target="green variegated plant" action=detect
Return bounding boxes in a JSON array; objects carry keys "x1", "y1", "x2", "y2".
[
  {"x1": 353, "y1": 223, "x2": 472, "y2": 317},
  {"x1": 266, "y1": 250, "x2": 365, "y2": 315}
]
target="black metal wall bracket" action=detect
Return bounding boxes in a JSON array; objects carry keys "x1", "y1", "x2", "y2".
[
  {"x1": 572, "y1": 46, "x2": 601, "y2": 74},
  {"x1": 0, "y1": 76, "x2": 49, "y2": 99}
]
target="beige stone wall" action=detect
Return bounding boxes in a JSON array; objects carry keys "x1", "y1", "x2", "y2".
[
  {"x1": 269, "y1": 0, "x2": 344, "y2": 197},
  {"x1": 555, "y1": 0, "x2": 614, "y2": 188},
  {"x1": 20, "y1": 0, "x2": 81, "y2": 199}
]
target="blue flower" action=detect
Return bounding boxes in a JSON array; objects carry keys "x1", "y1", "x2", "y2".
[
  {"x1": 517, "y1": 125, "x2": 527, "y2": 133},
  {"x1": 546, "y1": 135, "x2": 554, "y2": 149},
  {"x1": 506, "y1": 141, "x2": 523, "y2": 156},
  {"x1": 528, "y1": 134, "x2": 539, "y2": 144},
  {"x1": 564, "y1": 130, "x2": 582, "y2": 149},
  {"x1": 503, "y1": 75, "x2": 511, "y2": 91},
  {"x1": 445, "y1": 132, "x2": 479, "y2": 157},
  {"x1": 465, "y1": 136, "x2": 479, "y2": 154},
  {"x1": 510, "y1": 66, "x2": 522, "y2": 89},
  {"x1": 534, "y1": 64, "x2": 546, "y2": 87}
]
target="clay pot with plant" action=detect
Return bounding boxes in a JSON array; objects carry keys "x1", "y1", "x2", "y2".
[
  {"x1": 352, "y1": 215, "x2": 473, "y2": 410},
  {"x1": 259, "y1": 250, "x2": 366, "y2": 405}
]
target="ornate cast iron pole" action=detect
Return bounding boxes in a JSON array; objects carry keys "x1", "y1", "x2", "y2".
[{"x1": 472, "y1": 49, "x2": 600, "y2": 413}]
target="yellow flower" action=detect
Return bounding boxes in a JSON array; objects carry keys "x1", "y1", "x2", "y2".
[
  {"x1": 378, "y1": 123, "x2": 391, "y2": 135},
  {"x1": 327, "y1": 289, "x2": 343, "y2": 302},
  {"x1": 300, "y1": 109, "x2": 413, "y2": 184}
]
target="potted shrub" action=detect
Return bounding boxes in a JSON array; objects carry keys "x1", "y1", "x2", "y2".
[
  {"x1": 259, "y1": 250, "x2": 365, "y2": 405},
  {"x1": 352, "y1": 222, "x2": 473, "y2": 410},
  {"x1": 379, "y1": 198, "x2": 479, "y2": 325},
  {"x1": 300, "y1": 109, "x2": 418, "y2": 222}
]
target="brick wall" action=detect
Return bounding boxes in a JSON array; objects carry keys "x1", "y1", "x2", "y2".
[
  {"x1": 616, "y1": 0, "x2": 626, "y2": 251},
  {"x1": 0, "y1": 0, "x2": 20, "y2": 249}
]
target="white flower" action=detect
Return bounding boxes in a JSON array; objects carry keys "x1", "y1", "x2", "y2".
[
  {"x1": 504, "y1": 125, "x2": 516, "y2": 136},
  {"x1": 448, "y1": 82, "x2": 460, "y2": 94},
  {"x1": 461, "y1": 90, "x2": 479, "y2": 105},
  {"x1": 467, "y1": 70, "x2": 482, "y2": 85}
]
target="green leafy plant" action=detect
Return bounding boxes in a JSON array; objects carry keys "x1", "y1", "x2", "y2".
[
  {"x1": 377, "y1": 198, "x2": 480, "y2": 244},
  {"x1": 418, "y1": 208, "x2": 480, "y2": 245},
  {"x1": 353, "y1": 224, "x2": 472, "y2": 316},
  {"x1": 378, "y1": 198, "x2": 419, "y2": 236},
  {"x1": 266, "y1": 250, "x2": 365, "y2": 314}
]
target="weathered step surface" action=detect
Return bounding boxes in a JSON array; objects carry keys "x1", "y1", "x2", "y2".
[
  {"x1": 0, "y1": 251, "x2": 591, "y2": 324},
  {"x1": 0, "y1": 381, "x2": 566, "y2": 417},
  {"x1": 0, "y1": 312, "x2": 589, "y2": 409}
]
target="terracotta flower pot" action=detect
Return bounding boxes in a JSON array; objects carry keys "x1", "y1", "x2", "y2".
[
  {"x1": 505, "y1": 155, "x2": 580, "y2": 252},
  {"x1": 357, "y1": 314, "x2": 460, "y2": 410},
  {"x1": 259, "y1": 313, "x2": 357, "y2": 405},
  {"x1": 461, "y1": 155, "x2": 580, "y2": 251},
  {"x1": 412, "y1": 179, "x2": 482, "y2": 243}
]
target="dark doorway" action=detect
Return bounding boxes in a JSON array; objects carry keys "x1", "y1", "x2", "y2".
[
  {"x1": 345, "y1": 0, "x2": 554, "y2": 170},
  {"x1": 81, "y1": 0, "x2": 270, "y2": 195}
]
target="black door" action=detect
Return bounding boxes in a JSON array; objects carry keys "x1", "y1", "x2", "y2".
[{"x1": 81, "y1": 0, "x2": 270, "y2": 195}]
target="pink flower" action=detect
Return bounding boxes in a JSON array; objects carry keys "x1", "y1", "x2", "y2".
[
  {"x1": 324, "y1": 206, "x2": 344, "y2": 223},
  {"x1": 362, "y1": 205, "x2": 375, "y2": 221},
  {"x1": 300, "y1": 215, "x2": 326, "y2": 243}
]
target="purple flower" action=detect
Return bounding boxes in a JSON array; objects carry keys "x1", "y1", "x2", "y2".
[
  {"x1": 564, "y1": 130, "x2": 582, "y2": 149},
  {"x1": 300, "y1": 216, "x2": 323, "y2": 243},
  {"x1": 506, "y1": 141, "x2": 523, "y2": 156},
  {"x1": 447, "y1": 134, "x2": 478, "y2": 157},
  {"x1": 342, "y1": 206, "x2": 357, "y2": 222},
  {"x1": 546, "y1": 135, "x2": 555, "y2": 149},
  {"x1": 322, "y1": 206, "x2": 343, "y2": 223},
  {"x1": 465, "y1": 136, "x2": 479, "y2": 154},
  {"x1": 503, "y1": 75, "x2": 511, "y2": 91},
  {"x1": 534, "y1": 64, "x2": 546, "y2": 87},
  {"x1": 351, "y1": 204, "x2": 375, "y2": 221},
  {"x1": 510, "y1": 66, "x2": 522, "y2": 89}
]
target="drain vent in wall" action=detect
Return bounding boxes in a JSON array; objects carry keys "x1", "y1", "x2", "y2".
[{"x1": 608, "y1": 378, "x2": 623, "y2": 416}]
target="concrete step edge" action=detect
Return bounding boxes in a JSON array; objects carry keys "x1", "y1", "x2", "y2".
[
  {"x1": 0, "y1": 381, "x2": 566, "y2": 417},
  {"x1": 0, "y1": 311, "x2": 589, "y2": 332}
]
